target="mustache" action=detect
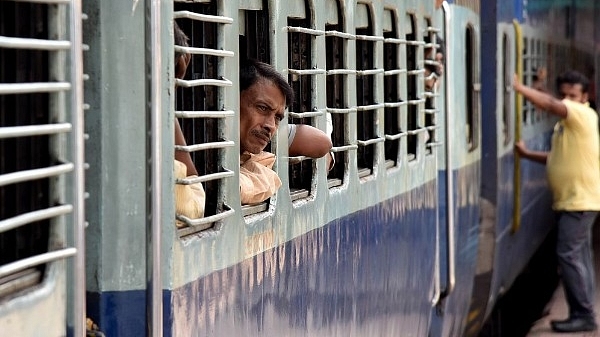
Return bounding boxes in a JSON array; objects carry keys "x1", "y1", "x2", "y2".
[{"x1": 250, "y1": 129, "x2": 271, "y2": 139}]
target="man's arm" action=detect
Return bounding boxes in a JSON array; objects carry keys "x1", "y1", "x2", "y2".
[
  {"x1": 514, "y1": 140, "x2": 548, "y2": 165},
  {"x1": 174, "y1": 119, "x2": 199, "y2": 176},
  {"x1": 513, "y1": 74, "x2": 567, "y2": 118},
  {"x1": 288, "y1": 124, "x2": 332, "y2": 158}
]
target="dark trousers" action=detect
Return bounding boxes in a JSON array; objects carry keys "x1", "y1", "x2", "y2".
[{"x1": 556, "y1": 211, "x2": 598, "y2": 319}]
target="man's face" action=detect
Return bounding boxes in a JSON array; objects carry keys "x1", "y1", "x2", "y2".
[
  {"x1": 239, "y1": 79, "x2": 286, "y2": 154},
  {"x1": 175, "y1": 53, "x2": 191, "y2": 80},
  {"x1": 559, "y1": 83, "x2": 588, "y2": 104}
]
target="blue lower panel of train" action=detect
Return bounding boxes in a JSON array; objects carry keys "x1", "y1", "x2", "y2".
[
  {"x1": 171, "y1": 190, "x2": 437, "y2": 336},
  {"x1": 86, "y1": 175, "x2": 480, "y2": 336}
]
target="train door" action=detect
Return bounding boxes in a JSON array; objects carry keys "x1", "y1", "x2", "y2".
[
  {"x1": 431, "y1": 2, "x2": 482, "y2": 336},
  {"x1": 464, "y1": 18, "x2": 515, "y2": 335},
  {"x1": 0, "y1": 1, "x2": 86, "y2": 336}
]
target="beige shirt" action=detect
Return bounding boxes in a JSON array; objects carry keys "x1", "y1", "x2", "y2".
[
  {"x1": 174, "y1": 160, "x2": 205, "y2": 227},
  {"x1": 240, "y1": 151, "x2": 282, "y2": 204}
]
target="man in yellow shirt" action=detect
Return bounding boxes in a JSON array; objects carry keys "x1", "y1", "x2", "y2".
[{"x1": 514, "y1": 70, "x2": 600, "y2": 333}]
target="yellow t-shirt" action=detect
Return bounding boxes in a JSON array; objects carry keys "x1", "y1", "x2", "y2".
[{"x1": 546, "y1": 99, "x2": 600, "y2": 211}]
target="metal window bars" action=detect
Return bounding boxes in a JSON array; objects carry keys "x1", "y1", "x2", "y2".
[
  {"x1": 325, "y1": 24, "x2": 357, "y2": 187},
  {"x1": 286, "y1": 20, "x2": 322, "y2": 201},
  {"x1": 0, "y1": 0, "x2": 86, "y2": 336},
  {"x1": 173, "y1": 8, "x2": 235, "y2": 234}
]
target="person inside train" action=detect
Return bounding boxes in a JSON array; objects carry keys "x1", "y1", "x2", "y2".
[
  {"x1": 532, "y1": 66, "x2": 548, "y2": 92},
  {"x1": 173, "y1": 24, "x2": 331, "y2": 207},
  {"x1": 424, "y1": 36, "x2": 445, "y2": 92},
  {"x1": 514, "y1": 70, "x2": 600, "y2": 333},
  {"x1": 239, "y1": 59, "x2": 332, "y2": 204},
  {"x1": 173, "y1": 21, "x2": 205, "y2": 226}
]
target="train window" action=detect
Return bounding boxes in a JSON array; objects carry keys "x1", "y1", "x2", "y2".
[
  {"x1": 383, "y1": 9, "x2": 403, "y2": 168},
  {"x1": 465, "y1": 24, "x2": 480, "y2": 151},
  {"x1": 532, "y1": 39, "x2": 546, "y2": 122},
  {"x1": 325, "y1": 0, "x2": 353, "y2": 188},
  {"x1": 0, "y1": 1, "x2": 82, "y2": 297},
  {"x1": 423, "y1": 18, "x2": 442, "y2": 155},
  {"x1": 287, "y1": 0, "x2": 325, "y2": 201},
  {"x1": 173, "y1": 1, "x2": 236, "y2": 234},
  {"x1": 522, "y1": 37, "x2": 531, "y2": 124},
  {"x1": 502, "y1": 34, "x2": 512, "y2": 146},
  {"x1": 405, "y1": 14, "x2": 420, "y2": 160},
  {"x1": 355, "y1": 3, "x2": 384, "y2": 177},
  {"x1": 239, "y1": 0, "x2": 270, "y2": 63},
  {"x1": 239, "y1": 1, "x2": 272, "y2": 216}
]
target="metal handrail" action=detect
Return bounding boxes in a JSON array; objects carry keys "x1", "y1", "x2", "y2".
[
  {"x1": 147, "y1": 0, "x2": 162, "y2": 335},
  {"x1": 70, "y1": 0, "x2": 86, "y2": 336}
]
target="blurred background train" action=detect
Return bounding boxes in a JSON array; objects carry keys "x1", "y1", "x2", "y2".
[{"x1": 1, "y1": 0, "x2": 599, "y2": 336}]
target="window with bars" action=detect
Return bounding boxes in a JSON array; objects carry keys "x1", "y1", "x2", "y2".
[
  {"x1": 0, "y1": 1, "x2": 80, "y2": 297},
  {"x1": 383, "y1": 9, "x2": 402, "y2": 168},
  {"x1": 423, "y1": 19, "x2": 441, "y2": 155},
  {"x1": 325, "y1": 1, "x2": 354, "y2": 187},
  {"x1": 405, "y1": 14, "x2": 420, "y2": 160},
  {"x1": 355, "y1": 3, "x2": 383, "y2": 177},
  {"x1": 465, "y1": 24, "x2": 480, "y2": 151},
  {"x1": 239, "y1": 2, "x2": 273, "y2": 216},
  {"x1": 532, "y1": 39, "x2": 548, "y2": 122},
  {"x1": 173, "y1": 1, "x2": 235, "y2": 235},
  {"x1": 522, "y1": 37, "x2": 533, "y2": 124},
  {"x1": 287, "y1": 12, "x2": 323, "y2": 200},
  {"x1": 502, "y1": 33, "x2": 512, "y2": 146}
]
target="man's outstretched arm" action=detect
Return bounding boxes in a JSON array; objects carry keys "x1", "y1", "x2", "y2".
[
  {"x1": 288, "y1": 124, "x2": 332, "y2": 158},
  {"x1": 513, "y1": 74, "x2": 568, "y2": 118}
]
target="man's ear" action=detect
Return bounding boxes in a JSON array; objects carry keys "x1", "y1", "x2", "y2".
[{"x1": 582, "y1": 92, "x2": 589, "y2": 104}]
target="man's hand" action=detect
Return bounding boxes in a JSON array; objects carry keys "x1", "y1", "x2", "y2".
[
  {"x1": 512, "y1": 74, "x2": 522, "y2": 92},
  {"x1": 514, "y1": 140, "x2": 527, "y2": 157}
]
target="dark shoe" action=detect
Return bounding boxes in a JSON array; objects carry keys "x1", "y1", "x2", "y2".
[{"x1": 551, "y1": 317, "x2": 597, "y2": 333}]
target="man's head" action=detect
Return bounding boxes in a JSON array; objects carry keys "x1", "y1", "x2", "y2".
[
  {"x1": 174, "y1": 21, "x2": 191, "y2": 79},
  {"x1": 556, "y1": 70, "x2": 589, "y2": 103},
  {"x1": 239, "y1": 60, "x2": 294, "y2": 154}
]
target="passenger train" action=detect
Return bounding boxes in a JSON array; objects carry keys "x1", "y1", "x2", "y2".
[{"x1": 1, "y1": 0, "x2": 598, "y2": 336}]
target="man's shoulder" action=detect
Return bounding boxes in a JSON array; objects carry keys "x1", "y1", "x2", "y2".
[
  {"x1": 562, "y1": 99, "x2": 597, "y2": 120},
  {"x1": 562, "y1": 99, "x2": 595, "y2": 113}
]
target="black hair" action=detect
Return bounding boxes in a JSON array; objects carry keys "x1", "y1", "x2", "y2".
[
  {"x1": 173, "y1": 21, "x2": 189, "y2": 60},
  {"x1": 556, "y1": 70, "x2": 589, "y2": 93},
  {"x1": 240, "y1": 59, "x2": 295, "y2": 108}
]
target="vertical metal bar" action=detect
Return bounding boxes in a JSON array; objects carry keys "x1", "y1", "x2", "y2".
[
  {"x1": 430, "y1": 14, "x2": 442, "y2": 307},
  {"x1": 69, "y1": 0, "x2": 86, "y2": 336},
  {"x1": 512, "y1": 19, "x2": 523, "y2": 234},
  {"x1": 441, "y1": 0, "x2": 455, "y2": 298},
  {"x1": 146, "y1": 0, "x2": 162, "y2": 335}
]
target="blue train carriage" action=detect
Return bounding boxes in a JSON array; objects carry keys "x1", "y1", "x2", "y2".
[
  {"x1": 0, "y1": 0, "x2": 482, "y2": 336},
  {"x1": 0, "y1": 0, "x2": 86, "y2": 336},
  {"x1": 468, "y1": 0, "x2": 599, "y2": 335},
  {"x1": 425, "y1": 1, "x2": 483, "y2": 336},
  {"x1": 1, "y1": 1, "x2": 549, "y2": 337},
  {"x1": 79, "y1": 0, "x2": 458, "y2": 336},
  {"x1": 160, "y1": 0, "x2": 450, "y2": 336}
]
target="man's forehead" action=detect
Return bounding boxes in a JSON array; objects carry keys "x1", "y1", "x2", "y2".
[{"x1": 248, "y1": 79, "x2": 286, "y2": 103}]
